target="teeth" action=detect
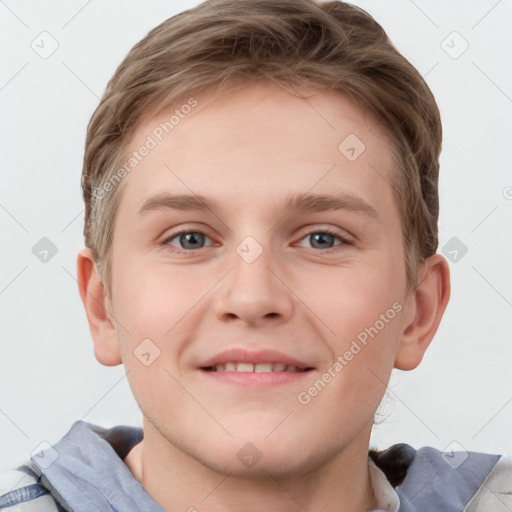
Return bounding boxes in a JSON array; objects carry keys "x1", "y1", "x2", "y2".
[
  {"x1": 255, "y1": 363, "x2": 273, "y2": 372},
  {"x1": 212, "y1": 362, "x2": 304, "y2": 373},
  {"x1": 236, "y1": 363, "x2": 254, "y2": 373}
]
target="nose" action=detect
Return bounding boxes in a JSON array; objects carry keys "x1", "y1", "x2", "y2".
[{"x1": 214, "y1": 240, "x2": 294, "y2": 327}]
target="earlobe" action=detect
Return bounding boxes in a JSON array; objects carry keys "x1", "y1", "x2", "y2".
[
  {"x1": 394, "y1": 254, "x2": 451, "y2": 371},
  {"x1": 76, "y1": 247, "x2": 122, "y2": 366}
]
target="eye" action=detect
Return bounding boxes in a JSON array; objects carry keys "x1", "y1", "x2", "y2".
[
  {"x1": 163, "y1": 230, "x2": 214, "y2": 252},
  {"x1": 296, "y1": 229, "x2": 349, "y2": 251}
]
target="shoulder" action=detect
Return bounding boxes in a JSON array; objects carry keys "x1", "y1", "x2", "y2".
[
  {"x1": 383, "y1": 444, "x2": 512, "y2": 511},
  {"x1": 371, "y1": 443, "x2": 512, "y2": 511},
  {"x1": 0, "y1": 463, "x2": 64, "y2": 511}
]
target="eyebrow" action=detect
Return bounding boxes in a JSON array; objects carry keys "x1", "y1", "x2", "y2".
[{"x1": 137, "y1": 192, "x2": 379, "y2": 220}]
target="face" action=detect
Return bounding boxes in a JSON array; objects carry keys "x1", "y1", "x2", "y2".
[{"x1": 106, "y1": 81, "x2": 412, "y2": 476}]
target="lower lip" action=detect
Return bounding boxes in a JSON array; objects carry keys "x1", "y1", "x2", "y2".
[{"x1": 199, "y1": 369, "x2": 313, "y2": 388}]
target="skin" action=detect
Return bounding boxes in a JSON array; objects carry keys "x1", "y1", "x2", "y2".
[{"x1": 77, "y1": 81, "x2": 450, "y2": 512}]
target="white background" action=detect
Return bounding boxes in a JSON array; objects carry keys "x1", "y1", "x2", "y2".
[{"x1": 1, "y1": 0, "x2": 511, "y2": 469}]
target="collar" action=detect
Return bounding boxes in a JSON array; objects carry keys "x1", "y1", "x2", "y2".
[{"x1": 29, "y1": 420, "x2": 165, "y2": 512}]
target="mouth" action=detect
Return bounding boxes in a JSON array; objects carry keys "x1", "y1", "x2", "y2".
[
  {"x1": 202, "y1": 362, "x2": 312, "y2": 373},
  {"x1": 198, "y1": 349, "x2": 314, "y2": 387}
]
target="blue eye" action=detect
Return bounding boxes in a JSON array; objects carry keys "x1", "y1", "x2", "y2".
[
  {"x1": 306, "y1": 232, "x2": 337, "y2": 249},
  {"x1": 295, "y1": 229, "x2": 348, "y2": 252},
  {"x1": 165, "y1": 231, "x2": 212, "y2": 251}
]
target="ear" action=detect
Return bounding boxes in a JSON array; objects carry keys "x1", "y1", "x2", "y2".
[
  {"x1": 76, "y1": 247, "x2": 122, "y2": 366},
  {"x1": 394, "y1": 254, "x2": 451, "y2": 370}
]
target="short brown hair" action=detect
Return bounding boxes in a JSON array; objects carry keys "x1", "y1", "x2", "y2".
[{"x1": 81, "y1": 0, "x2": 442, "y2": 298}]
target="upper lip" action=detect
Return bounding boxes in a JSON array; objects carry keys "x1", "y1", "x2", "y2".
[{"x1": 199, "y1": 348, "x2": 314, "y2": 369}]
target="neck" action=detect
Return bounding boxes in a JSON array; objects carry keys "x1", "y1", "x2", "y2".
[{"x1": 124, "y1": 420, "x2": 378, "y2": 512}]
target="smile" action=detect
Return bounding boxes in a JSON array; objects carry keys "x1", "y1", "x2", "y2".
[{"x1": 204, "y1": 362, "x2": 309, "y2": 373}]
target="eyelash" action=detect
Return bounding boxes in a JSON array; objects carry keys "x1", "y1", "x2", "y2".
[{"x1": 161, "y1": 228, "x2": 351, "y2": 254}]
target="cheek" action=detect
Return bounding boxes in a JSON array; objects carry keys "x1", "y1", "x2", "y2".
[
  {"x1": 111, "y1": 258, "x2": 216, "y2": 378},
  {"x1": 112, "y1": 254, "x2": 193, "y2": 330},
  {"x1": 302, "y1": 260, "x2": 404, "y2": 340}
]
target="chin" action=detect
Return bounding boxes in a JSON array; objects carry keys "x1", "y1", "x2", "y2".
[
  {"x1": 196, "y1": 444, "x2": 313, "y2": 479},
  {"x1": 190, "y1": 429, "x2": 329, "y2": 480}
]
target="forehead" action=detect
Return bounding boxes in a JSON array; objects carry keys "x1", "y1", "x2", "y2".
[{"x1": 117, "y1": 81, "x2": 398, "y2": 222}]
